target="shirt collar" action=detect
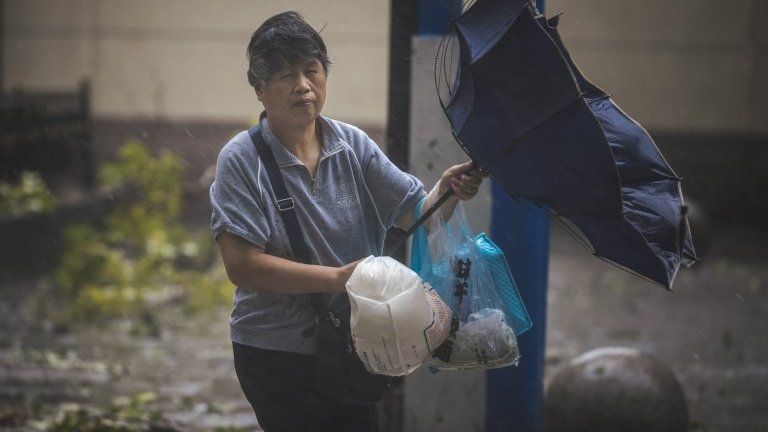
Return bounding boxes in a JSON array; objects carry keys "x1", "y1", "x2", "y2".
[{"x1": 260, "y1": 116, "x2": 344, "y2": 168}]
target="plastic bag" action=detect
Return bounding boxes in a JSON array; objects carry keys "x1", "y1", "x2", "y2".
[
  {"x1": 346, "y1": 256, "x2": 452, "y2": 376},
  {"x1": 410, "y1": 199, "x2": 531, "y2": 370}
]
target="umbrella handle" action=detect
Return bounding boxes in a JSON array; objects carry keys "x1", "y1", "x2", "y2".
[{"x1": 385, "y1": 163, "x2": 479, "y2": 256}]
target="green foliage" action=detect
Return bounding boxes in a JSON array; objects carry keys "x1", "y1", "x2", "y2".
[
  {"x1": 178, "y1": 255, "x2": 232, "y2": 316},
  {"x1": 54, "y1": 140, "x2": 230, "y2": 322},
  {"x1": 0, "y1": 171, "x2": 55, "y2": 220},
  {"x1": 48, "y1": 392, "x2": 177, "y2": 432},
  {"x1": 47, "y1": 393, "x2": 246, "y2": 432},
  {"x1": 98, "y1": 141, "x2": 184, "y2": 246}
]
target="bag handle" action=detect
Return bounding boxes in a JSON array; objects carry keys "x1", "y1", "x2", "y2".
[
  {"x1": 247, "y1": 125, "x2": 329, "y2": 317},
  {"x1": 409, "y1": 197, "x2": 430, "y2": 276},
  {"x1": 385, "y1": 162, "x2": 479, "y2": 256}
]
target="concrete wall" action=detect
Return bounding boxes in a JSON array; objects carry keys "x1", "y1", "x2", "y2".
[
  {"x1": 403, "y1": 36, "x2": 489, "y2": 432},
  {"x1": 5, "y1": 1, "x2": 766, "y2": 135},
  {"x1": 3, "y1": 0, "x2": 390, "y2": 127}
]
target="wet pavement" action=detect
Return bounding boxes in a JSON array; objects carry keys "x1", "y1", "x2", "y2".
[
  {"x1": 1, "y1": 222, "x2": 766, "y2": 431},
  {"x1": 0, "y1": 283, "x2": 257, "y2": 431}
]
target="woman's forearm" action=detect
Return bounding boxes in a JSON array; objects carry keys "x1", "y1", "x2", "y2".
[
  {"x1": 240, "y1": 253, "x2": 352, "y2": 293},
  {"x1": 218, "y1": 233, "x2": 358, "y2": 294},
  {"x1": 422, "y1": 179, "x2": 461, "y2": 227}
]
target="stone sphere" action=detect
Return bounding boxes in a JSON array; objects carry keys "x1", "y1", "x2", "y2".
[{"x1": 544, "y1": 347, "x2": 688, "y2": 432}]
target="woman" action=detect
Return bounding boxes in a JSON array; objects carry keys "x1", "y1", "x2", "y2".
[{"x1": 210, "y1": 11, "x2": 485, "y2": 432}]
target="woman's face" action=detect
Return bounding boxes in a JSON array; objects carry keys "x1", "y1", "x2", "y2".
[{"x1": 257, "y1": 58, "x2": 327, "y2": 129}]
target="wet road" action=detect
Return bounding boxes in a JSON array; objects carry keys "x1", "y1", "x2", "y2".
[{"x1": 1, "y1": 223, "x2": 766, "y2": 431}]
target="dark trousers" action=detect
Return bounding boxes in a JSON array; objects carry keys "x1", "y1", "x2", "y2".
[{"x1": 233, "y1": 342, "x2": 378, "y2": 432}]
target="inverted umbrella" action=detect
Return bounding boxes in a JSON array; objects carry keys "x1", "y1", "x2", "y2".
[
  {"x1": 541, "y1": 14, "x2": 697, "y2": 285},
  {"x1": 402, "y1": 0, "x2": 696, "y2": 288},
  {"x1": 444, "y1": 0, "x2": 623, "y2": 217}
]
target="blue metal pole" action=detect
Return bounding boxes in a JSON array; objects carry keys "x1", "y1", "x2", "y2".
[{"x1": 486, "y1": 2, "x2": 549, "y2": 431}]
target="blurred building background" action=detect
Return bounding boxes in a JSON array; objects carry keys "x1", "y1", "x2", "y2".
[
  {"x1": 3, "y1": 0, "x2": 389, "y2": 124},
  {"x1": 3, "y1": 0, "x2": 767, "y2": 225},
  {"x1": 2, "y1": 0, "x2": 391, "y2": 216}
]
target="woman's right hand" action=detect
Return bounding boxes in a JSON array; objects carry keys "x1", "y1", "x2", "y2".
[{"x1": 337, "y1": 258, "x2": 364, "y2": 291}]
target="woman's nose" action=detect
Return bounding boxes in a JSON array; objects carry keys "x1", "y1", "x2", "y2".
[{"x1": 296, "y1": 74, "x2": 311, "y2": 93}]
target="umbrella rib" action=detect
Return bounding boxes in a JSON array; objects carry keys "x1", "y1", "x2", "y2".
[
  {"x1": 444, "y1": 34, "x2": 455, "y2": 101},
  {"x1": 618, "y1": 176, "x2": 681, "y2": 185},
  {"x1": 549, "y1": 212, "x2": 674, "y2": 289},
  {"x1": 506, "y1": 199, "x2": 671, "y2": 288},
  {"x1": 435, "y1": 24, "x2": 456, "y2": 112},
  {"x1": 483, "y1": 95, "x2": 583, "y2": 170},
  {"x1": 464, "y1": 0, "x2": 533, "y2": 64},
  {"x1": 595, "y1": 254, "x2": 672, "y2": 290},
  {"x1": 478, "y1": 96, "x2": 625, "y2": 199},
  {"x1": 550, "y1": 213, "x2": 595, "y2": 253},
  {"x1": 436, "y1": 1, "x2": 533, "y2": 109}
]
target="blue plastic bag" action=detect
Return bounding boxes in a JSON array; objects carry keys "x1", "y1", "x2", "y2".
[{"x1": 410, "y1": 199, "x2": 531, "y2": 369}]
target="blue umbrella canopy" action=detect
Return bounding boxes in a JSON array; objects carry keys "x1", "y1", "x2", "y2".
[
  {"x1": 445, "y1": 0, "x2": 623, "y2": 216},
  {"x1": 433, "y1": 0, "x2": 696, "y2": 288},
  {"x1": 542, "y1": 14, "x2": 697, "y2": 286}
]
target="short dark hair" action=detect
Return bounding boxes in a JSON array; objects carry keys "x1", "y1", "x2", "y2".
[{"x1": 246, "y1": 11, "x2": 331, "y2": 91}]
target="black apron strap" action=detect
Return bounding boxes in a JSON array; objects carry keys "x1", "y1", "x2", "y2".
[{"x1": 247, "y1": 125, "x2": 329, "y2": 317}]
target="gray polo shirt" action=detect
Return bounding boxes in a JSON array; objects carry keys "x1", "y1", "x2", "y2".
[{"x1": 210, "y1": 117, "x2": 425, "y2": 354}]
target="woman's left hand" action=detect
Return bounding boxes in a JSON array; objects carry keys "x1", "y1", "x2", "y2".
[
  {"x1": 439, "y1": 161, "x2": 487, "y2": 201},
  {"x1": 404, "y1": 161, "x2": 487, "y2": 230}
]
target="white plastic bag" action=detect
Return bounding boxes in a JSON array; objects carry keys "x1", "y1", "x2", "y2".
[
  {"x1": 346, "y1": 256, "x2": 452, "y2": 376},
  {"x1": 429, "y1": 308, "x2": 519, "y2": 369}
]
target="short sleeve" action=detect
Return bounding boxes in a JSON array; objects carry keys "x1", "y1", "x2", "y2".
[
  {"x1": 209, "y1": 145, "x2": 271, "y2": 248},
  {"x1": 362, "y1": 138, "x2": 425, "y2": 229}
]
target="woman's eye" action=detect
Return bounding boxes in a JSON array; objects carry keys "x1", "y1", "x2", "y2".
[{"x1": 306, "y1": 70, "x2": 317, "y2": 75}]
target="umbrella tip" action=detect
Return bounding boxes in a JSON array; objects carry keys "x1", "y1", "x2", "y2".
[{"x1": 675, "y1": 204, "x2": 690, "y2": 259}]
